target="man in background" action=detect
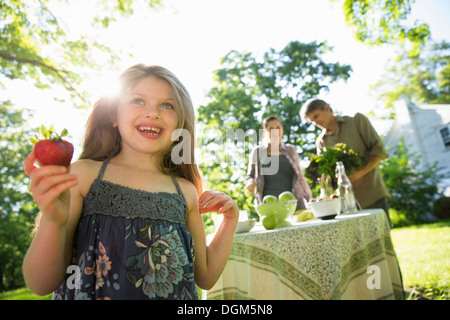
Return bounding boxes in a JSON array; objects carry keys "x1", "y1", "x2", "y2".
[{"x1": 300, "y1": 98, "x2": 392, "y2": 227}]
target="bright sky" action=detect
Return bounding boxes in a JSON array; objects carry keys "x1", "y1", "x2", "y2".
[{"x1": 4, "y1": 0, "x2": 450, "y2": 158}]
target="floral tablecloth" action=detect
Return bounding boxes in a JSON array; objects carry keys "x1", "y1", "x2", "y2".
[{"x1": 203, "y1": 209, "x2": 404, "y2": 300}]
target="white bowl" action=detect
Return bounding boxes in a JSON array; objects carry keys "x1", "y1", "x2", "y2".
[
  {"x1": 235, "y1": 219, "x2": 256, "y2": 233},
  {"x1": 309, "y1": 198, "x2": 341, "y2": 220}
]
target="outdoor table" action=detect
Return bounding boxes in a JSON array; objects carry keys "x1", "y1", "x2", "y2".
[{"x1": 203, "y1": 209, "x2": 404, "y2": 300}]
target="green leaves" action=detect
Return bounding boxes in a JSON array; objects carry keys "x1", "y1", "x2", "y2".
[
  {"x1": 199, "y1": 41, "x2": 352, "y2": 152},
  {"x1": 0, "y1": 102, "x2": 39, "y2": 291},
  {"x1": 381, "y1": 137, "x2": 447, "y2": 223},
  {"x1": 373, "y1": 40, "x2": 450, "y2": 111},
  {"x1": 0, "y1": 0, "x2": 162, "y2": 108},
  {"x1": 337, "y1": 0, "x2": 430, "y2": 46},
  {"x1": 30, "y1": 125, "x2": 69, "y2": 144},
  {"x1": 305, "y1": 143, "x2": 367, "y2": 188}
]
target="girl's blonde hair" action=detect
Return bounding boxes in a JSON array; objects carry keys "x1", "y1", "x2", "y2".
[{"x1": 80, "y1": 64, "x2": 203, "y2": 196}]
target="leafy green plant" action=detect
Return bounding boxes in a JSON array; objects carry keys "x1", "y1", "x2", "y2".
[
  {"x1": 305, "y1": 143, "x2": 367, "y2": 189},
  {"x1": 0, "y1": 103, "x2": 39, "y2": 292},
  {"x1": 381, "y1": 138, "x2": 447, "y2": 224}
]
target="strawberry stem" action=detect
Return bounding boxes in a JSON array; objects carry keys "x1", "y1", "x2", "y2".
[{"x1": 30, "y1": 125, "x2": 70, "y2": 144}]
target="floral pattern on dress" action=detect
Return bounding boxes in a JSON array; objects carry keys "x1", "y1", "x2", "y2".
[
  {"x1": 84, "y1": 242, "x2": 112, "y2": 290},
  {"x1": 126, "y1": 221, "x2": 194, "y2": 299}
]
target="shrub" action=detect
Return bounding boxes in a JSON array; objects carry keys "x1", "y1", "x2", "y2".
[
  {"x1": 381, "y1": 138, "x2": 447, "y2": 225},
  {"x1": 433, "y1": 196, "x2": 450, "y2": 219}
]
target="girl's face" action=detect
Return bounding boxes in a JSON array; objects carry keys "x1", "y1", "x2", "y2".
[
  {"x1": 115, "y1": 76, "x2": 179, "y2": 156},
  {"x1": 265, "y1": 119, "x2": 283, "y2": 145}
]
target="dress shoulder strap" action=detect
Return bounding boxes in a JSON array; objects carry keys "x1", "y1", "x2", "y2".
[
  {"x1": 97, "y1": 158, "x2": 110, "y2": 180},
  {"x1": 171, "y1": 176, "x2": 183, "y2": 196}
]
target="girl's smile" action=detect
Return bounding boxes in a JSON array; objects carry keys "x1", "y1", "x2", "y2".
[{"x1": 137, "y1": 123, "x2": 163, "y2": 139}]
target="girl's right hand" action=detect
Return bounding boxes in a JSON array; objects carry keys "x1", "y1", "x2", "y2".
[{"x1": 24, "y1": 152, "x2": 78, "y2": 226}]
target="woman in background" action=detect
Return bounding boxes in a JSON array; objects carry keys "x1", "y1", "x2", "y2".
[{"x1": 245, "y1": 115, "x2": 312, "y2": 210}]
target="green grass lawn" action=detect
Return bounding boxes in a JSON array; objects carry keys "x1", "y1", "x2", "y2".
[
  {"x1": 0, "y1": 287, "x2": 52, "y2": 300},
  {"x1": 391, "y1": 219, "x2": 450, "y2": 300},
  {"x1": 2, "y1": 219, "x2": 449, "y2": 300}
]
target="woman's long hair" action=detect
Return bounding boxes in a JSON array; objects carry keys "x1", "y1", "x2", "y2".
[{"x1": 80, "y1": 64, "x2": 203, "y2": 196}]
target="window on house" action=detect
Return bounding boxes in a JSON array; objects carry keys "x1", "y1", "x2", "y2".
[{"x1": 439, "y1": 125, "x2": 450, "y2": 148}]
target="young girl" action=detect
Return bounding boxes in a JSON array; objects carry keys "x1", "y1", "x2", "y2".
[{"x1": 23, "y1": 64, "x2": 239, "y2": 300}]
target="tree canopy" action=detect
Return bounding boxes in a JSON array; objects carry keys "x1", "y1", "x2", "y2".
[
  {"x1": 334, "y1": 0, "x2": 430, "y2": 46},
  {"x1": 198, "y1": 41, "x2": 352, "y2": 152},
  {"x1": 0, "y1": 0, "x2": 162, "y2": 107},
  {"x1": 0, "y1": 102, "x2": 38, "y2": 291},
  {"x1": 333, "y1": 0, "x2": 448, "y2": 118},
  {"x1": 373, "y1": 40, "x2": 450, "y2": 112}
]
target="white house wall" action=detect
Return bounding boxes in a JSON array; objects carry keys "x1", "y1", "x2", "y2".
[{"x1": 384, "y1": 100, "x2": 450, "y2": 196}]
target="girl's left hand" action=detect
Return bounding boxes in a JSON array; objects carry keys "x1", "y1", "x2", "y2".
[{"x1": 198, "y1": 191, "x2": 239, "y2": 220}]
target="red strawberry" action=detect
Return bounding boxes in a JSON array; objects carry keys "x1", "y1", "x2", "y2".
[{"x1": 31, "y1": 125, "x2": 74, "y2": 167}]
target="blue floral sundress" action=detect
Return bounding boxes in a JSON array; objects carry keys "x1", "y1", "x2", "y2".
[{"x1": 53, "y1": 159, "x2": 197, "y2": 300}]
